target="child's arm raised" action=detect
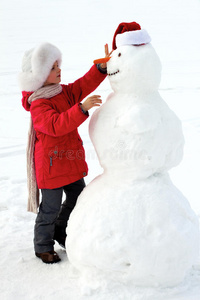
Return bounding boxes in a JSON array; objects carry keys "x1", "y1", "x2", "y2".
[{"x1": 64, "y1": 45, "x2": 109, "y2": 105}]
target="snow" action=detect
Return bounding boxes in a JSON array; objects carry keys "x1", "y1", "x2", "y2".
[
  {"x1": 66, "y1": 35, "x2": 199, "y2": 288},
  {"x1": 67, "y1": 173, "x2": 199, "y2": 288},
  {"x1": 0, "y1": 0, "x2": 200, "y2": 299}
]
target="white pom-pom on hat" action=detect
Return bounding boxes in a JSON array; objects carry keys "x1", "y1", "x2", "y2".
[{"x1": 18, "y1": 42, "x2": 62, "y2": 92}]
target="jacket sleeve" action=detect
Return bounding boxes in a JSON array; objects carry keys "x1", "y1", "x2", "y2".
[
  {"x1": 30, "y1": 99, "x2": 89, "y2": 137},
  {"x1": 63, "y1": 64, "x2": 107, "y2": 105},
  {"x1": 21, "y1": 91, "x2": 34, "y2": 111}
]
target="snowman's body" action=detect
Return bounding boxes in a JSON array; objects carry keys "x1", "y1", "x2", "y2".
[
  {"x1": 89, "y1": 90, "x2": 183, "y2": 181},
  {"x1": 66, "y1": 44, "x2": 199, "y2": 287}
]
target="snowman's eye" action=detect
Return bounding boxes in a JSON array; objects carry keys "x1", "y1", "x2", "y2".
[{"x1": 118, "y1": 53, "x2": 121, "y2": 57}]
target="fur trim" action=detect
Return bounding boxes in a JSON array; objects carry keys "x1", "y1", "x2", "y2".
[
  {"x1": 116, "y1": 29, "x2": 151, "y2": 47},
  {"x1": 18, "y1": 43, "x2": 62, "y2": 92}
]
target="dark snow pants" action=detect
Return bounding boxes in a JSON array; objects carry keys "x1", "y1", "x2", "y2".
[{"x1": 34, "y1": 178, "x2": 85, "y2": 253}]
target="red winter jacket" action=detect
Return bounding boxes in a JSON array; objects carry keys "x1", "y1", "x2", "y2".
[{"x1": 22, "y1": 65, "x2": 106, "y2": 189}]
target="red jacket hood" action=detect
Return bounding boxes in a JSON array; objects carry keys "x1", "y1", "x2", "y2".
[{"x1": 21, "y1": 91, "x2": 34, "y2": 111}]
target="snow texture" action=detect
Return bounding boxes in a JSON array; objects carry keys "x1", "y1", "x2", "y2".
[
  {"x1": 66, "y1": 39, "x2": 199, "y2": 288},
  {"x1": 1, "y1": 0, "x2": 200, "y2": 299}
]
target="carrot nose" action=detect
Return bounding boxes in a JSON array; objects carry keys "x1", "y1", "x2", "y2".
[{"x1": 93, "y1": 56, "x2": 111, "y2": 64}]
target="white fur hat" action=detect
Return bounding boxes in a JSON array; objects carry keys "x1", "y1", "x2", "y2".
[{"x1": 18, "y1": 42, "x2": 62, "y2": 91}]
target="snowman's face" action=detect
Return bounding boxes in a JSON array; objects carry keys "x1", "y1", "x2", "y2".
[{"x1": 107, "y1": 44, "x2": 161, "y2": 94}]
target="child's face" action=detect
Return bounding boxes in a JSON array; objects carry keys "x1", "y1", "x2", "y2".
[{"x1": 43, "y1": 61, "x2": 61, "y2": 86}]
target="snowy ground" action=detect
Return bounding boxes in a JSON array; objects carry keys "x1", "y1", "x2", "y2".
[{"x1": 0, "y1": 0, "x2": 200, "y2": 299}]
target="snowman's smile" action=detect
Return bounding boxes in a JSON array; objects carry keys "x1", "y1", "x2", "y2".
[{"x1": 108, "y1": 69, "x2": 120, "y2": 76}]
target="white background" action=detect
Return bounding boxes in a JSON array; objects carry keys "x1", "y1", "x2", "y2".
[{"x1": 0, "y1": 0, "x2": 200, "y2": 299}]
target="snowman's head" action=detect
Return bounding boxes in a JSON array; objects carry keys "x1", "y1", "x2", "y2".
[{"x1": 107, "y1": 44, "x2": 162, "y2": 94}]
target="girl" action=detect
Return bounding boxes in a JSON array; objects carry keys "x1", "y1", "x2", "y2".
[{"x1": 19, "y1": 42, "x2": 109, "y2": 263}]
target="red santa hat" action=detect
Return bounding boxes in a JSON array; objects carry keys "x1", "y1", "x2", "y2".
[{"x1": 112, "y1": 22, "x2": 151, "y2": 50}]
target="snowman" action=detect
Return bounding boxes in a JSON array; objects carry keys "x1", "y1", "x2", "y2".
[{"x1": 66, "y1": 22, "x2": 199, "y2": 287}]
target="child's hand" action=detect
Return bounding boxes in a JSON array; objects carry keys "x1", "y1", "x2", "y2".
[
  {"x1": 81, "y1": 95, "x2": 102, "y2": 111},
  {"x1": 93, "y1": 44, "x2": 112, "y2": 67},
  {"x1": 100, "y1": 44, "x2": 110, "y2": 69}
]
